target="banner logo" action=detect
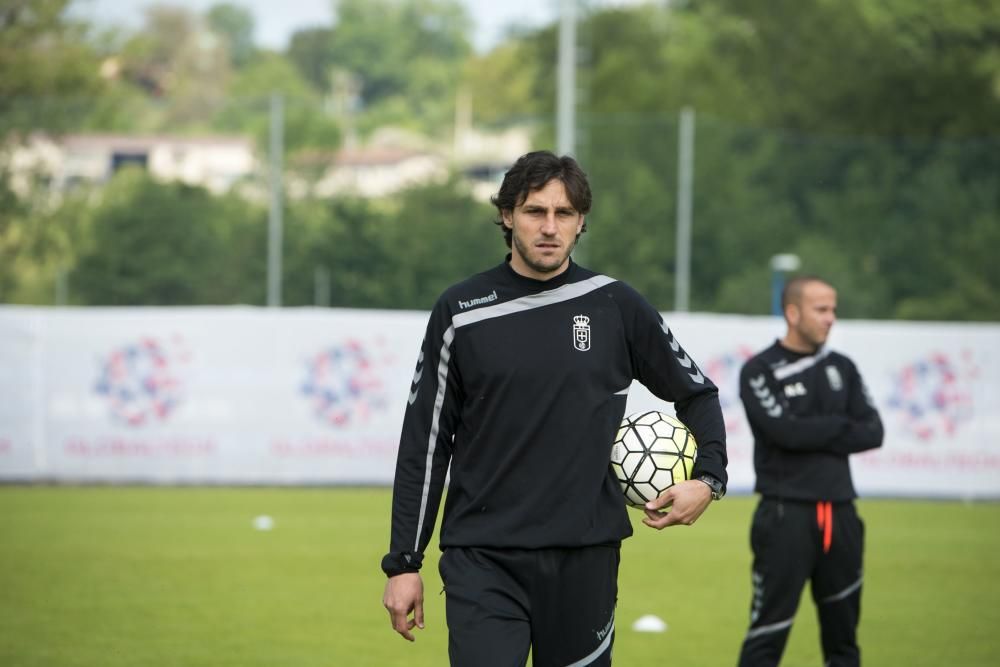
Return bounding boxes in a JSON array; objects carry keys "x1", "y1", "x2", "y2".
[
  {"x1": 301, "y1": 340, "x2": 389, "y2": 428},
  {"x1": 886, "y1": 351, "x2": 977, "y2": 441},
  {"x1": 94, "y1": 337, "x2": 188, "y2": 427}
]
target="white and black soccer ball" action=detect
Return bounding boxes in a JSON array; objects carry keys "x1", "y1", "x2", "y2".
[{"x1": 610, "y1": 411, "x2": 697, "y2": 508}]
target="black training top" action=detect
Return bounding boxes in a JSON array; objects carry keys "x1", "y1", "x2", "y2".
[
  {"x1": 382, "y1": 257, "x2": 727, "y2": 576},
  {"x1": 739, "y1": 340, "x2": 884, "y2": 503}
]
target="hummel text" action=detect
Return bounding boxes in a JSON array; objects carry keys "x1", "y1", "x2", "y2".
[{"x1": 458, "y1": 290, "x2": 498, "y2": 310}]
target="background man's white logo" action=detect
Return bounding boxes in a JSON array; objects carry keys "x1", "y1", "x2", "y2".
[
  {"x1": 784, "y1": 381, "x2": 807, "y2": 398},
  {"x1": 826, "y1": 365, "x2": 844, "y2": 391},
  {"x1": 573, "y1": 314, "x2": 591, "y2": 351}
]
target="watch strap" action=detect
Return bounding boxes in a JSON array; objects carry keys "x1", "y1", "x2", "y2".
[{"x1": 696, "y1": 474, "x2": 724, "y2": 501}]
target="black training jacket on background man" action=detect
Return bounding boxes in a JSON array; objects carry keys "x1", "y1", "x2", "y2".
[
  {"x1": 382, "y1": 258, "x2": 727, "y2": 576},
  {"x1": 739, "y1": 341, "x2": 883, "y2": 501}
]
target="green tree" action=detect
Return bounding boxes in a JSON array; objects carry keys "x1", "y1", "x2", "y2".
[
  {"x1": 206, "y1": 2, "x2": 255, "y2": 68},
  {"x1": 116, "y1": 5, "x2": 230, "y2": 128},
  {"x1": 71, "y1": 169, "x2": 250, "y2": 305},
  {"x1": 214, "y1": 52, "x2": 341, "y2": 156},
  {"x1": 686, "y1": 0, "x2": 1000, "y2": 138},
  {"x1": 321, "y1": 0, "x2": 472, "y2": 135},
  {"x1": 516, "y1": 1, "x2": 1000, "y2": 320},
  {"x1": 0, "y1": 0, "x2": 104, "y2": 134},
  {"x1": 0, "y1": 163, "x2": 84, "y2": 304},
  {"x1": 280, "y1": 178, "x2": 496, "y2": 310},
  {"x1": 287, "y1": 27, "x2": 337, "y2": 92},
  {"x1": 580, "y1": 116, "x2": 679, "y2": 309},
  {"x1": 460, "y1": 40, "x2": 542, "y2": 128},
  {"x1": 0, "y1": 0, "x2": 105, "y2": 303},
  {"x1": 280, "y1": 196, "x2": 390, "y2": 308},
  {"x1": 371, "y1": 178, "x2": 497, "y2": 308}
]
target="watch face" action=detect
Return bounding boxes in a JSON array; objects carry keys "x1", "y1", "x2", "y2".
[{"x1": 699, "y1": 476, "x2": 723, "y2": 499}]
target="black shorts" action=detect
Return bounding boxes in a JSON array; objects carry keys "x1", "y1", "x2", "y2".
[{"x1": 438, "y1": 545, "x2": 620, "y2": 667}]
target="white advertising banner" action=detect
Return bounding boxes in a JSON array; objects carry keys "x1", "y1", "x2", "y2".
[
  {"x1": 1, "y1": 306, "x2": 997, "y2": 498},
  {"x1": 0, "y1": 307, "x2": 425, "y2": 484},
  {"x1": 628, "y1": 314, "x2": 1000, "y2": 499}
]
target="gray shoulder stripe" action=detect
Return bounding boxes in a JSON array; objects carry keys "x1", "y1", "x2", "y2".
[
  {"x1": 772, "y1": 347, "x2": 831, "y2": 381},
  {"x1": 452, "y1": 275, "x2": 617, "y2": 329},
  {"x1": 414, "y1": 324, "x2": 454, "y2": 552}
]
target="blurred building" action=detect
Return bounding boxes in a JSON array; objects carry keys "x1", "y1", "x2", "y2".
[
  {"x1": 452, "y1": 124, "x2": 533, "y2": 201},
  {"x1": 289, "y1": 123, "x2": 531, "y2": 200},
  {"x1": 8, "y1": 133, "x2": 256, "y2": 196},
  {"x1": 308, "y1": 145, "x2": 448, "y2": 198},
  {"x1": 7, "y1": 122, "x2": 533, "y2": 202}
]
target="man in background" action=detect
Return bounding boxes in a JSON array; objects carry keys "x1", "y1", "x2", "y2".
[{"x1": 737, "y1": 276, "x2": 884, "y2": 667}]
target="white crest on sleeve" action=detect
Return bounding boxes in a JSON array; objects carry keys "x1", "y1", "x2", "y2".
[{"x1": 825, "y1": 365, "x2": 843, "y2": 391}]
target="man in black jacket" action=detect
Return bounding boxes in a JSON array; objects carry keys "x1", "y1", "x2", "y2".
[
  {"x1": 380, "y1": 151, "x2": 728, "y2": 666},
  {"x1": 737, "y1": 276, "x2": 884, "y2": 667}
]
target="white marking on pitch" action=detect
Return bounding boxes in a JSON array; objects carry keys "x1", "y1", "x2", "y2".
[
  {"x1": 252, "y1": 515, "x2": 275, "y2": 531},
  {"x1": 632, "y1": 614, "x2": 667, "y2": 633}
]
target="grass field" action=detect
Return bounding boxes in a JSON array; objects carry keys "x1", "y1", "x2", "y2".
[{"x1": 1, "y1": 487, "x2": 998, "y2": 666}]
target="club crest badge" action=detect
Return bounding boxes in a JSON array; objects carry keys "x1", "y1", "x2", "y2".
[
  {"x1": 573, "y1": 314, "x2": 591, "y2": 352},
  {"x1": 825, "y1": 365, "x2": 843, "y2": 391}
]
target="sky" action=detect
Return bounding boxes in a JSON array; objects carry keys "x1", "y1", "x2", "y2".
[{"x1": 70, "y1": 0, "x2": 650, "y2": 53}]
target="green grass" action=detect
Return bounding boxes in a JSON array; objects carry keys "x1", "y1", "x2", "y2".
[{"x1": 1, "y1": 487, "x2": 998, "y2": 666}]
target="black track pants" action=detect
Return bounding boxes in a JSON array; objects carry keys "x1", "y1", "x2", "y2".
[
  {"x1": 439, "y1": 545, "x2": 619, "y2": 667},
  {"x1": 737, "y1": 499, "x2": 865, "y2": 667}
]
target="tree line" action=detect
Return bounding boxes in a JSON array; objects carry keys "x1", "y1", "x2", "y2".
[{"x1": 1, "y1": 0, "x2": 998, "y2": 319}]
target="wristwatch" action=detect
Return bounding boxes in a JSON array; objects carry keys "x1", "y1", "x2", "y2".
[{"x1": 696, "y1": 474, "x2": 725, "y2": 501}]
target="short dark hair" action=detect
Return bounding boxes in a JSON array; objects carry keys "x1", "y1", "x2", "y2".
[
  {"x1": 781, "y1": 275, "x2": 833, "y2": 311},
  {"x1": 490, "y1": 151, "x2": 592, "y2": 248}
]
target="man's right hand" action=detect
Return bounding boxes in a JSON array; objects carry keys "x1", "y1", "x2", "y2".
[{"x1": 382, "y1": 572, "x2": 425, "y2": 641}]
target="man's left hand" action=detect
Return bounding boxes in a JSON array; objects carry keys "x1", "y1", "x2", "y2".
[{"x1": 642, "y1": 479, "x2": 713, "y2": 530}]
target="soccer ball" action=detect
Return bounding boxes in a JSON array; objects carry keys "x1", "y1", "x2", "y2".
[{"x1": 610, "y1": 411, "x2": 697, "y2": 508}]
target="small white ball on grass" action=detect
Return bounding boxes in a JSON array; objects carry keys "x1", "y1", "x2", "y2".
[{"x1": 631, "y1": 614, "x2": 667, "y2": 633}]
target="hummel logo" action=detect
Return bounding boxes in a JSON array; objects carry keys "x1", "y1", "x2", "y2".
[
  {"x1": 457, "y1": 290, "x2": 497, "y2": 310},
  {"x1": 407, "y1": 350, "x2": 424, "y2": 405},
  {"x1": 596, "y1": 614, "x2": 615, "y2": 642},
  {"x1": 660, "y1": 322, "x2": 704, "y2": 384},
  {"x1": 750, "y1": 374, "x2": 782, "y2": 417}
]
